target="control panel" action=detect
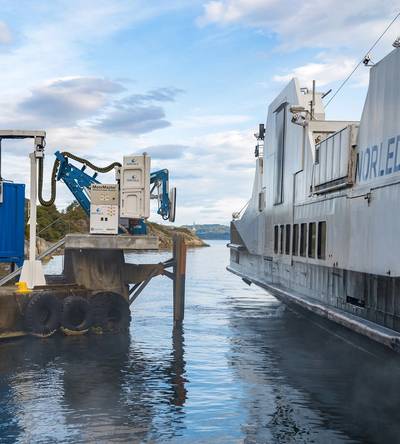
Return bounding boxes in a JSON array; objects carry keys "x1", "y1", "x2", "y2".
[{"x1": 89, "y1": 184, "x2": 119, "y2": 234}]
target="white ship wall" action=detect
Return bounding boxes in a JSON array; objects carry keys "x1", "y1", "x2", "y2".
[
  {"x1": 229, "y1": 48, "x2": 400, "y2": 342},
  {"x1": 233, "y1": 47, "x2": 400, "y2": 277}
]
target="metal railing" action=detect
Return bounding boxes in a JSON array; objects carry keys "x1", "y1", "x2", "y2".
[{"x1": 0, "y1": 237, "x2": 66, "y2": 287}]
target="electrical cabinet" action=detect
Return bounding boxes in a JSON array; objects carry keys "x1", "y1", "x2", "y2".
[
  {"x1": 0, "y1": 182, "x2": 25, "y2": 266},
  {"x1": 120, "y1": 155, "x2": 150, "y2": 219},
  {"x1": 89, "y1": 184, "x2": 119, "y2": 234}
]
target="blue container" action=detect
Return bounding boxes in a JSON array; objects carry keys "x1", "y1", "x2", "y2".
[{"x1": 0, "y1": 182, "x2": 25, "y2": 267}]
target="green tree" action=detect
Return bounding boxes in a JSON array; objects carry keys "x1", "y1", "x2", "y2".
[{"x1": 25, "y1": 201, "x2": 89, "y2": 242}]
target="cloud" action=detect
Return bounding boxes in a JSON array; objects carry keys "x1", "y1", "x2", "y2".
[
  {"x1": 273, "y1": 57, "x2": 356, "y2": 87},
  {"x1": 92, "y1": 87, "x2": 184, "y2": 135},
  {"x1": 149, "y1": 128, "x2": 256, "y2": 223},
  {"x1": 144, "y1": 144, "x2": 188, "y2": 159},
  {"x1": 12, "y1": 80, "x2": 181, "y2": 137},
  {"x1": 174, "y1": 113, "x2": 251, "y2": 129},
  {"x1": 93, "y1": 105, "x2": 171, "y2": 135},
  {"x1": 198, "y1": 1, "x2": 400, "y2": 51},
  {"x1": 0, "y1": 22, "x2": 11, "y2": 44},
  {"x1": 122, "y1": 87, "x2": 184, "y2": 105},
  {"x1": 18, "y1": 77, "x2": 125, "y2": 125}
]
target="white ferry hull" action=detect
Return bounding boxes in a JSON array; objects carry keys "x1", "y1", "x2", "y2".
[{"x1": 228, "y1": 47, "x2": 400, "y2": 351}]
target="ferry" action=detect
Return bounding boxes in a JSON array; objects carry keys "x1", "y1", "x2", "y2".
[{"x1": 228, "y1": 45, "x2": 400, "y2": 352}]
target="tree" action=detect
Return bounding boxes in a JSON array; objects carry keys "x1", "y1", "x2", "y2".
[{"x1": 25, "y1": 201, "x2": 89, "y2": 242}]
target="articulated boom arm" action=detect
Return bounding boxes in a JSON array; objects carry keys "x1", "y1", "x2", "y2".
[
  {"x1": 55, "y1": 151, "x2": 99, "y2": 216},
  {"x1": 150, "y1": 169, "x2": 170, "y2": 220}
]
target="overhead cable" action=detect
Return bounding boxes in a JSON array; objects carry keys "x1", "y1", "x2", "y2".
[{"x1": 325, "y1": 11, "x2": 400, "y2": 107}]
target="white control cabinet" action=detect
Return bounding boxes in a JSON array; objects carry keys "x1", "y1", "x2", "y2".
[
  {"x1": 120, "y1": 154, "x2": 150, "y2": 219},
  {"x1": 90, "y1": 184, "x2": 119, "y2": 234}
]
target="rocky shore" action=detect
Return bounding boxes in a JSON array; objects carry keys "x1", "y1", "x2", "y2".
[{"x1": 147, "y1": 222, "x2": 209, "y2": 249}]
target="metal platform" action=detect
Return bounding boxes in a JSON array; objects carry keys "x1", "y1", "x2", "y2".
[{"x1": 64, "y1": 234, "x2": 159, "y2": 250}]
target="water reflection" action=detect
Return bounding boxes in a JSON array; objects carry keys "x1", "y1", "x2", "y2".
[
  {"x1": 228, "y1": 295, "x2": 400, "y2": 444},
  {"x1": 170, "y1": 325, "x2": 187, "y2": 407},
  {"x1": 0, "y1": 327, "x2": 187, "y2": 443}
]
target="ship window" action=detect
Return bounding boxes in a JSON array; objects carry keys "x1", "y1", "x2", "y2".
[
  {"x1": 308, "y1": 222, "x2": 316, "y2": 258},
  {"x1": 300, "y1": 223, "x2": 307, "y2": 257},
  {"x1": 285, "y1": 225, "x2": 291, "y2": 255},
  {"x1": 274, "y1": 104, "x2": 286, "y2": 205},
  {"x1": 274, "y1": 226, "x2": 279, "y2": 254},
  {"x1": 258, "y1": 191, "x2": 265, "y2": 212},
  {"x1": 318, "y1": 221, "x2": 326, "y2": 259},
  {"x1": 315, "y1": 146, "x2": 320, "y2": 164},
  {"x1": 279, "y1": 225, "x2": 284, "y2": 254},
  {"x1": 292, "y1": 224, "x2": 299, "y2": 256}
]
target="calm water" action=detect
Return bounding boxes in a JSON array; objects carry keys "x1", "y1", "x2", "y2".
[{"x1": 0, "y1": 240, "x2": 400, "y2": 443}]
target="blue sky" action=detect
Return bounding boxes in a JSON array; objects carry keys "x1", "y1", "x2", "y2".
[{"x1": 0, "y1": 0, "x2": 399, "y2": 224}]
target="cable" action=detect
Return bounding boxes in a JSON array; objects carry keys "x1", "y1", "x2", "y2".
[
  {"x1": 38, "y1": 152, "x2": 121, "y2": 207},
  {"x1": 325, "y1": 10, "x2": 400, "y2": 107},
  {"x1": 61, "y1": 152, "x2": 121, "y2": 174},
  {"x1": 38, "y1": 155, "x2": 60, "y2": 206}
]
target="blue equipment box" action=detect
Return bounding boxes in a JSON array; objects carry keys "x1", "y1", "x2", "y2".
[{"x1": 0, "y1": 182, "x2": 25, "y2": 267}]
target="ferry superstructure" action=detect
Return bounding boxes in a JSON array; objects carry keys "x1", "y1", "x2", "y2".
[{"x1": 228, "y1": 47, "x2": 400, "y2": 351}]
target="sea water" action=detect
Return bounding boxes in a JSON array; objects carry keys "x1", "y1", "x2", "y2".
[{"x1": 0, "y1": 240, "x2": 399, "y2": 443}]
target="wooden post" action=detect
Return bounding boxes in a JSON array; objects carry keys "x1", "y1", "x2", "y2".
[{"x1": 173, "y1": 234, "x2": 186, "y2": 324}]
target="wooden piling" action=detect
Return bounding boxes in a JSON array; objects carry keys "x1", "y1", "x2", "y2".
[{"x1": 173, "y1": 234, "x2": 186, "y2": 324}]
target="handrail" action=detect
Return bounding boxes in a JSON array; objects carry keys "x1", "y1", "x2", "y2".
[
  {"x1": 0, "y1": 237, "x2": 66, "y2": 287},
  {"x1": 37, "y1": 215, "x2": 70, "y2": 236}
]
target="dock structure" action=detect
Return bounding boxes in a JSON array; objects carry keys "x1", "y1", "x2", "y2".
[
  {"x1": 0, "y1": 233, "x2": 187, "y2": 339},
  {"x1": 172, "y1": 234, "x2": 186, "y2": 324},
  {"x1": 0, "y1": 129, "x2": 187, "y2": 340}
]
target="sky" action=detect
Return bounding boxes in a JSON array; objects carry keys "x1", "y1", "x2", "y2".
[{"x1": 0, "y1": 0, "x2": 399, "y2": 225}]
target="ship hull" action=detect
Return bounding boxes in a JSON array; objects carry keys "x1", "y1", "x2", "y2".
[{"x1": 228, "y1": 251, "x2": 400, "y2": 352}]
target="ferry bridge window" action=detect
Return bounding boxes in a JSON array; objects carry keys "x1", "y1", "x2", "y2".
[
  {"x1": 308, "y1": 222, "x2": 316, "y2": 258},
  {"x1": 292, "y1": 224, "x2": 299, "y2": 256},
  {"x1": 300, "y1": 223, "x2": 307, "y2": 257},
  {"x1": 318, "y1": 221, "x2": 327, "y2": 259},
  {"x1": 279, "y1": 225, "x2": 284, "y2": 254},
  {"x1": 258, "y1": 191, "x2": 265, "y2": 212},
  {"x1": 274, "y1": 104, "x2": 286, "y2": 205},
  {"x1": 285, "y1": 224, "x2": 291, "y2": 255},
  {"x1": 274, "y1": 226, "x2": 279, "y2": 254},
  {"x1": 315, "y1": 146, "x2": 320, "y2": 164}
]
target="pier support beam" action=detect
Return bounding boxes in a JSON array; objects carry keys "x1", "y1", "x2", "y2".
[
  {"x1": 173, "y1": 234, "x2": 186, "y2": 325},
  {"x1": 62, "y1": 233, "x2": 187, "y2": 327}
]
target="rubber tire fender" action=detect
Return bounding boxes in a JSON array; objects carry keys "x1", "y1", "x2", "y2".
[
  {"x1": 24, "y1": 292, "x2": 62, "y2": 337},
  {"x1": 61, "y1": 296, "x2": 92, "y2": 332},
  {"x1": 91, "y1": 292, "x2": 131, "y2": 333}
]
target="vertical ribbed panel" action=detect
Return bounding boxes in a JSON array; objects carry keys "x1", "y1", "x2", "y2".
[{"x1": 0, "y1": 182, "x2": 25, "y2": 266}]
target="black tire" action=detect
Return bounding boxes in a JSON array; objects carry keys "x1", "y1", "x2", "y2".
[
  {"x1": 24, "y1": 292, "x2": 61, "y2": 337},
  {"x1": 61, "y1": 296, "x2": 92, "y2": 333},
  {"x1": 91, "y1": 292, "x2": 131, "y2": 333}
]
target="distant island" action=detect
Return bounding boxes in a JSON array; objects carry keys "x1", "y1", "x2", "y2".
[{"x1": 183, "y1": 224, "x2": 230, "y2": 240}]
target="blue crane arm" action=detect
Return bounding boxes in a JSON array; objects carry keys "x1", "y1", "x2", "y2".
[
  {"x1": 55, "y1": 150, "x2": 99, "y2": 216},
  {"x1": 150, "y1": 169, "x2": 170, "y2": 220}
]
